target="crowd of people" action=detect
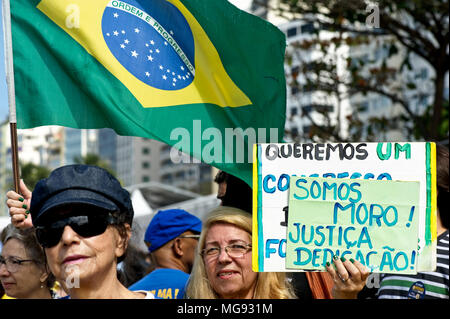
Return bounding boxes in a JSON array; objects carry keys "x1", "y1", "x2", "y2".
[{"x1": 0, "y1": 144, "x2": 448, "y2": 300}]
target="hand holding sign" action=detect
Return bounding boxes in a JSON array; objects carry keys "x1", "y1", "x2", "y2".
[{"x1": 325, "y1": 257, "x2": 370, "y2": 299}]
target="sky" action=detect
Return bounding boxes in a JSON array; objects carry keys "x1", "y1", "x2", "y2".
[{"x1": 0, "y1": 1, "x2": 252, "y2": 123}]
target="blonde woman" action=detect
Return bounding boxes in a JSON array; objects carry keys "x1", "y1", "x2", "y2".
[
  {"x1": 186, "y1": 206, "x2": 369, "y2": 299},
  {"x1": 185, "y1": 206, "x2": 295, "y2": 299}
]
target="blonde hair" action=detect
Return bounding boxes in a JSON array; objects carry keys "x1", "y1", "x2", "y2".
[{"x1": 185, "y1": 206, "x2": 296, "y2": 299}]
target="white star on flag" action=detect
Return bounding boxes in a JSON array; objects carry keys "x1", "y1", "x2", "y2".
[{"x1": 103, "y1": 11, "x2": 194, "y2": 90}]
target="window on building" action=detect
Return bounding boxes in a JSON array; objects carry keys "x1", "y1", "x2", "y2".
[
  {"x1": 142, "y1": 147, "x2": 150, "y2": 155},
  {"x1": 161, "y1": 174, "x2": 173, "y2": 183},
  {"x1": 417, "y1": 68, "x2": 428, "y2": 80},
  {"x1": 175, "y1": 171, "x2": 185, "y2": 179},
  {"x1": 417, "y1": 95, "x2": 429, "y2": 108},
  {"x1": 142, "y1": 176, "x2": 150, "y2": 182},
  {"x1": 291, "y1": 65, "x2": 300, "y2": 78},
  {"x1": 315, "y1": 104, "x2": 334, "y2": 113},
  {"x1": 162, "y1": 158, "x2": 172, "y2": 168},
  {"x1": 302, "y1": 105, "x2": 313, "y2": 114},
  {"x1": 161, "y1": 144, "x2": 171, "y2": 153},
  {"x1": 142, "y1": 162, "x2": 150, "y2": 169},
  {"x1": 291, "y1": 86, "x2": 300, "y2": 96},
  {"x1": 301, "y1": 22, "x2": 315, "y2": 34},
  {"x1": 359, "y1": 101, "x2": 369, "y2": 112},
  {"x1": 291, "y1": 107, "x2": 298, "y2": 116},
  {"x1": 303, "y1": 125, "x2": 311, "y2": 135},
  {"x1": 287, "y1": 27, "x2": 297, "y2": 38}
]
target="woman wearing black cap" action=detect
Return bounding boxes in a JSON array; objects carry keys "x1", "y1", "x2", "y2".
[{"x1": 6, "y1": 164, "x2": 154, "y2": 299}]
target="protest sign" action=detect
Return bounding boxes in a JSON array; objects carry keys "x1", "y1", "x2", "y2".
[
  {"x1": 285, "y1": 176, "x2": 420, "y2": 274},
  {"x1": 252, "y1": 142, "x2": 437, "y2": 272}
]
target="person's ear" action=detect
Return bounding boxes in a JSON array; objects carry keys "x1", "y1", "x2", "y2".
[
  {"x1": 172, "y1": 238, "x2": 184, "y2": 257},
  {"x1": 115, "y1": 224, "x2": 131, "y2": 258},
  {"x1": 39, "y1": 271, "x2": 49, "y2": 288}
]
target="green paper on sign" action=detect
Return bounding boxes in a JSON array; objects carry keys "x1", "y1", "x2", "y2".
[{"x1": 285, "y1": 177, "x2": 420, "y2": 274}]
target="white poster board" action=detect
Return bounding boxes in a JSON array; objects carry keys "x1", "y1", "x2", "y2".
[{"x1": 252, "y1": 142, "x2": 437, "y2": 272}]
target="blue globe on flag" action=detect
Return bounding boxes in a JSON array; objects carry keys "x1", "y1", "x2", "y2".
[{"x1": 102, "y1": 0, "x2": 195, "y2": 90}]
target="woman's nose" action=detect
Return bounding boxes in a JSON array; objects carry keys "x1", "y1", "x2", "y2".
[
  {"x1": 217, "y1": 247, "x2": 232, "y2": 263},
  {"x1": 60, "y1": 225, "x2": 81, "y2": 246}
]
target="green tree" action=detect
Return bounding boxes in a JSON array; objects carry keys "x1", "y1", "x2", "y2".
[
  {"x1": 265, "y1": 0, "x2": 449, "y2": 142},
  {"x1": 19, "y1": 162, "x2": 51, "y2": 190},
  {"x1": 73, "y1": 153, "x2": 116, "y2": 177}
]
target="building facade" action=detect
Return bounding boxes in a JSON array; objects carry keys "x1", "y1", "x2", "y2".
[
  {"x1": 116, "y1": 135, "x2": 212, "y2": 194},
  {"x1": 0, "y1": 122, "x2": 65, "y2": 215}
]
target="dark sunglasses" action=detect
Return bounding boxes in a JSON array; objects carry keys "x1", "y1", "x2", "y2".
[{"x1": 35, "y1": 213, "x2": 118, "y2": 248}]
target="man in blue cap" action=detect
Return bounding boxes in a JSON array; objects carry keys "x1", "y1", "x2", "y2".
[{"x1": 129, "y1": 209, "x2": 201, "y2": 299}]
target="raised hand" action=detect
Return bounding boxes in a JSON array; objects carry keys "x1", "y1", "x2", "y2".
[{"x1": 6, "y1": 179, "x2": 33, "y2": 229}]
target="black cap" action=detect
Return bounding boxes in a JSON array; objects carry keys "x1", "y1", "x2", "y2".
[{"x1": 30, "y1": 165, "x2": 133, "y2": 226}]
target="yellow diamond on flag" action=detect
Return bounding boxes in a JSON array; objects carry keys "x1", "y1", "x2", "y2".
[{"x1": 37, "y1": 0, "x2": 252, "y2": 108}]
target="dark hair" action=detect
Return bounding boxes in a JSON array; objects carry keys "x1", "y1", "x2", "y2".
[
  {"x1": 0, "y1": 272, "x2": 4, "y2": 297},
  {"x1": 112, "y1": 222, "x2": 131, "y2": 264},
  {"x1": 214, "y1": 171, "x2": 252, "y2": 213},
  {"x1": 214, "y1": 170, "x2": 229, "y2": 184},
  {"x1": 116, "y1": 242, "x2": 153, "y2": 287},
  {"x1": 436, "y1": 144, "x2": 449, "y2": 229},
  {"x1": 0, "y1": 224, "x2": 56, "y2": 289}
]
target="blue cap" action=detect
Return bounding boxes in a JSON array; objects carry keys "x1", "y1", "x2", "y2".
[
  {"x1": 30, "y1": 165, "x2": 134, "y2": 226},
  {"x1": 144, "y1": 209, "x2": 202, "y2": 252}
]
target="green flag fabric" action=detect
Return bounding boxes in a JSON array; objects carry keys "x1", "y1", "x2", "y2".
[{"x1": 11, "y1": 0, "x2": 286, "y2": 186}]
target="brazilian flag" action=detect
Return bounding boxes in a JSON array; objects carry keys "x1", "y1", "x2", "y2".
[{"x1": 11, "y1": 0, "x2": 286, "y2": 186}]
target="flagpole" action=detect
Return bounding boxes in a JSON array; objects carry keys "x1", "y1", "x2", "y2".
[{"x1": 2, "y1": 0, "x2": 20, "y2": 193}]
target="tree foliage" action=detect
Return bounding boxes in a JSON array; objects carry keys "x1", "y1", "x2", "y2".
[
  {"x1": 73, "y1": 153, "x2": 117, "y2": 177},
  {"x1": 19, "y1": 162, "x2": 51, "y2": 190},
  {"x1": 266, "y1": 0, "x2": 449, "y2": 142}
]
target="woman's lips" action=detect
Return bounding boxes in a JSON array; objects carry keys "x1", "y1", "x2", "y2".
[
  {"x1": 217, "y1": 270, "x2": 239, "y2": 279},
  {"x1": 62, "y1": 255, "x2": 88, "y2": 265},
  {"x1": 1, "y1": 282, "x2": 15, "y2": 289}
]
